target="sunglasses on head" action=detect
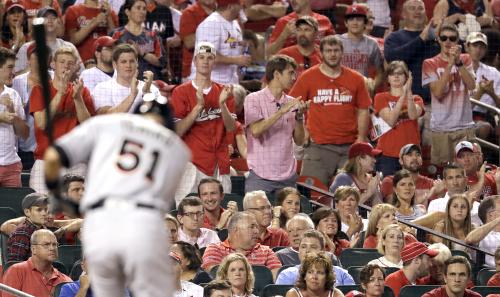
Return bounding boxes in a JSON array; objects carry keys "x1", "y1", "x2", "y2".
[
  {"x1": 303, "y1": 56, "x2": 311, "y2": 69},
  {"x1": 439, "y1": 35, "x2": 458, "y2": 42}
]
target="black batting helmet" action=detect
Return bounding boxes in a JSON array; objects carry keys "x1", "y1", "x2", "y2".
[{"x1": 134, "y1": 93, "x2": 175, "y2": 131}]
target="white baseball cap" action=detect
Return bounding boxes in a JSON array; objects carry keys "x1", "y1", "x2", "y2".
[
  {"x1": 466, "y1": 32, "x2": 488, "y2": 45},
  {"x1": 194, "y1": 42, "x2": 216, "y2": 57},
  {"x1": 455, "y1": 141, "x2": 474, "y2": 156}
]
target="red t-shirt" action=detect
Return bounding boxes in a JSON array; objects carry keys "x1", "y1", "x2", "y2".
[
  {"x1": 244, "y1": 0, "x2": 282, "y2": 33},
  {"x1": 258, "y1": 227, "x2": 290, "y2": 248},
  {"x1": 179, "y1": 2, "x2": 209, "y2": 78},
  {"x1": 268, "y1": 12, "x2": 335, "y2": 49},
  {"x1": 422, "y1": 287, "x2": 481, "y2": 297},
  {"x1": 29, "y1": 82, "x2": 96, "y2": 159},
  {"x1": 202, "y1": 207, "x2": 225, "y2": 230},
  {"x1": 418, "y1": 275, "x2": 474, "y2": 288},
  {"x1": 22, "y1": 0, "x2": 62, "y2": 19},
  {"x1": 381, "y1": 174, "x2": 435, "y2": 201},
  {"x1": 374, "y1": 92, "x2": 425, "y2": 158},
  {"x1": 363, "y1": 233, "x2": 417, "y2": 248},
  {"x1": 385, "y1": 269, "x2": 410, "y2": 297},
  {"x1": 289, "y1": 65, "x2": 372, "y2": 144},
  {"x1": 468, "y1": 172, "x2": 498, "y2": 197},
  {"x1": 170, "y1": 81, "x2": 235, "y2": 176},
  {"x1": 278, "y1": 45, "x2": 322, "y2": 77},
  {"x1": 488, "y1": 273, "x2": 500, "y2": 286},
  {"x1": 64, "y1": 4, "x2": 119, "y2": 62}
]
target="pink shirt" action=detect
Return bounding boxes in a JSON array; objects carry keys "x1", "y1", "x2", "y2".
[
  {"x1": 178, "y1": 227, "x2": 221, "y2": 248},
  {"x1": 244, "y1": 87, "x2": 297, "y2": 181},
  {"x1": 2, "y1": 257, "x2": 71, "y2": 297}
]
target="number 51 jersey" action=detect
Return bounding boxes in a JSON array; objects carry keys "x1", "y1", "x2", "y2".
[{"x1": 55, "y1": 113, "x2": 191, "y2": 212}]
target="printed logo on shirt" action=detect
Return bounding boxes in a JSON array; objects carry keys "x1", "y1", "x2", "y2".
[
  {"x1": 196, "y1": 107, "x2": 222, "y2": 122},
  {"x1": 225, "y1": 32, "x2": 239, "y2": 49},
  {"x1": 26, "y1": 9, "x2": 38, "y2": 17},
  {"x1": 436, "y1": 67, "x2": 466, "y2": 92},
  {"x1": 145, "y1": 22, "x2": 167, "y2": 34},
  {"x1": 341, "y1": 50, "x2": 368, "y2": 72},
  {"x1": 388, "y1": 101, "x2": 410, "y2": 122},
  {"x1": 312, "y1": 88, "x2": 353, "y2": 105}
]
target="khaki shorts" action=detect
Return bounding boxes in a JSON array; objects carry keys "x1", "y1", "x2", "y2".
[
  {"x1": 431, "y1": 128, "x2": 475, "y2": 165},
  {"x1": 301, "y1": 142, "x2": 350, "y2": 186}
]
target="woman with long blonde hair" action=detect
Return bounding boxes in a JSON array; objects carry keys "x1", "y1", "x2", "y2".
[{"x1": 216, "y1": 253, "x2": 256, "y2": 297}]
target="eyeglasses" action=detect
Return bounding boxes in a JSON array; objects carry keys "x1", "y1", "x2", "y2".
[
  {"x1": 33, "y1": 242, "x2": 59, "y2": 249},
  {"x1": 439, "y1": 35, "x2": 458, "y2": 42},
  {"x1": 182, "y1": 211, "x2": 204, "y2": 219},
  {"x1": 303, "y1": 56, "x2": 311, "y2": 69},
  {"x1": 248, "y1": 205, "x2": 272, "y2": 212}
]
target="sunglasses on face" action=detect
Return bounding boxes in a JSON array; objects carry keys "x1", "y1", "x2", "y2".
[{"x1": 439, "y1": 35, "x2": 458, "y2": 42}]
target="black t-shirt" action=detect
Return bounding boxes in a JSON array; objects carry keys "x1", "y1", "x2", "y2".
[{"x1": 145, "y1": 4, "x2": 174, "y2": 40}]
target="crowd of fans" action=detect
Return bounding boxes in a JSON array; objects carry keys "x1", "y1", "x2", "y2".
[{"x1": 0, "y1": 0, "x2": 499, "y2": 295}]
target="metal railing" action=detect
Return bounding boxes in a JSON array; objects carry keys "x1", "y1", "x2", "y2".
[
  {"x1": 296, "y1": 182, "x2": 494, "y2": 267},
  {"x1": 470, "y1": 98, "x2": 500, "y2": 160},
  {"x1": 0, "y1": 284, "x2": 34, "y2": 297}
]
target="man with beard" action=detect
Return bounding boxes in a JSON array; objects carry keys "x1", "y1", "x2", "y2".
[
  {"x1": 381, "y1": 144, "x2": 445, "y2": 206},
  {"x1": 278, "y1": 16, "x2": 322, "y2": 77},
  {"x1": 385, "y1": 242, "x2": 438, "y2": 297},
  {"x1": 80, "y1": 36, "x2": 117, "y2": 92},
  {"x1": 244, "y1": 55, "x2": 307, "y2": 192},
  {"x1": 289, "y1": 35, "x2": 371, "y2": 186},
  {"x1": 267, "y1": 0, "x2": 334, "y2": 56}
]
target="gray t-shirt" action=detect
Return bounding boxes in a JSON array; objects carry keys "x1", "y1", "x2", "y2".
[{"x1": 337, "y1": 34, "x2": 383, "y2": 77}]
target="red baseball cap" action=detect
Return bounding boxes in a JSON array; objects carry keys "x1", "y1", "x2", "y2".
[
  {"x1": 345, "y1": 4, "x2": 368, "y2": 18},
  {"x1": 348, "y1": 142, "x2": 382, "y2": 159},
  {"x1": 92, "y1": 36, "x2": 117, "y2": 53},
  {"x1": 401, "y1": 242, "x2": 438, "y2": 263},
  {"x1": 26, "y1": 42, "x2": 37, "y2": 59},
  {"x1": 218, "y1": 0, "x2": 240, "y2": 7},
  {"x1": 5, "y1": 0, "x2": 25, "y2": 12}
]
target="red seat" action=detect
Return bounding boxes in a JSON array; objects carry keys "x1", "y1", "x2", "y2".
[{"x1": 297, "y1": 176, "x2": 333, "y2": 206}]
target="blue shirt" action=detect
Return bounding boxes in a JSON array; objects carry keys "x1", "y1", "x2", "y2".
[
  {"x1": 276, "y1": 265, "x2": 355, "y2": 286},
  {"x1": 59, "y1": 281, "x2": 131, "y2": 297}
]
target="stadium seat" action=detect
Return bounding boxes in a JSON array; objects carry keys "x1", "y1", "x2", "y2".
[
  {"x1": 261, "y1": 284, "x2": 294, "y2": 297},
  {"x1": 217, "y1": 229, "x2": 228, "y2": 241},
  {"x1": 0, "y1": 187, "x2": 35, "y2": 216},
  {"x1": 336, "y1": 285, "x2": 394, "y2": 297},
  {"x1": 296, "y1": 176, "x2": 331, "y2": 205},
  {"x1": 477, "y1": 268, "x2": 495, "y2": 286},
  {"x1": 53, "y1": 260, "x2": 68, "y2": 275},
  {"x1": 339, "y1": 249, "x2": 382, "y2": 269},
  {"x1": 272, "y1": 246, "x2": 287, "y2": 253},
  {"x1": 230, "y1": 176, "x2": 245, "y2": 196},
  {"x1": 300, "y1": 195, "x2": 313, "y2": 214},
  {"x1": 199, "y1": 247, "x2": 206, "y2": 258},
  {"x1": 347, "y1": 266, "x2": 363, "y2": 284},
  {"x1": 222, "y1": 193, "x2": 244, "y2": 211},
  {"x1": 58, "y1": 245, "x2": 82, "y2": 273},
  {"x1": 0, "y1": 207, "x2": 18, "y2": 226},
  {"x1": 472, "y1": 286, "x2": 500, "y2": 296},
  {"x1": 251, "y1": 265, "x2": 274, "y2": 296},
  {"x1": 1, "y1": 233, "x2": 9, "y2": 271},
  {"x1": 451, "y1": 249, "x2": 471, "y2": 261},
  {"x1": 53, "y1": 281, "x2": 72, "y2": 297},
  {"x1": 69, "y1": 259, "x2": 83, "y2": 281},
  {"x1": 209, "y1": 265, "x2": 219, "y2": 279},
  {"x1": 399, "y1": 285, "x2": 440, "y2": 297}
]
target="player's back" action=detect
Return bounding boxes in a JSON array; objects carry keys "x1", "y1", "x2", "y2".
[{"x1": 57, "y1": 113, "x2": 190, "y2": 211}]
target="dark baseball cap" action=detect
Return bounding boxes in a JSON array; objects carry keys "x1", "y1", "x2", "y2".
[
  {"x1": 296, "y1": 16, "x2": 319, "y2": 31},
  {"x1": 22, "y1": 193, "x2": 49, "y2": 210},
  {"x1": 36, "y1": 6, "x2": 58, "y2": 18}
]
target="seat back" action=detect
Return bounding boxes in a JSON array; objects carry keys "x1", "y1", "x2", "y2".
[
  {"x1": 261, "y1": 284, "x2": 293, "y2": 297},
  {"x1": 69, "y1": 259, "x2": 83, "y2": 281},
  {"x1": 477, "y1": 268, "x2": 495, "y2": 286},
  {"x1": 472, "y1": 286, "x2": 500, "y2": 296},
  {"x1": 1, "y1": 233, "x2": 9, "y2": 271},
  {"x1": 336, "y1": 285, "x2": 394, "y2": 297},
  {"x1": 57, "y1": 245, "x2": 82, "y2": 273},
  {"x1": 251, "y1": 265, "x2": 274, "y2": 296},
  {"x1": 230, "y1": 176, "x2": 246, "y2": 196},
  {"x1": 339, "y1": 249, "x2": 382, "y2": 269},
  {"x1": 347, "y1": 266, "x2": 363, "y2": 284},
  {"x1": 217, "y1": 229, "x2": 228, "y2": 242},
  {"x1": 0, "y1": 207, "x2": 18, "y2": 226},
  {"x1": 399, "y1": 285, "x2": 440, "y2": 297},
  {"x1": 222, "y1": 193, "x2": 244, "y2": 211},
  {"x1": 53, "y1": 282, "x2": 72, "y2": 297},
  {"x1": 0, "y1": 187, "x2": 34, "y2": 216}
]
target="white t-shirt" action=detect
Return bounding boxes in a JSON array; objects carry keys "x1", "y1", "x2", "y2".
[
  {"x1": 428, "y1": 192, "x2": 481, "y2": 226},
  {"x1": 92, "y1": 77, "x2": 159, "y2": 113},
  {"x1": 472, "y1": 62, "x2": 500, "y2": 114},
  {"x1": 0, "y1": 86, "x2": 25, "y2": 165},
  {"x1": 55, "y1": 114, "x2": 190, "y2": 212},
  {"x1": 174, "y1": 281, "x2": 204, "y2": 297},
  {"x1": 73, "y1": 0, "x2": 123, "y2": 15},
  {"x1": 368, "y1": 256, "x2": 403, "y2": 268},
  {"x1": 80, "y1": 67, "x2": 114, "y2": 93},
  {"x1": 191, "y1": 11, "x2": 243, "y2": 84},
  {"x1": 366, "y1": 0, "x2": 391, "y2": 28},
  {"x1": 479, "y1": 231, "x2": 500, "y2": 268},
  {"x1": 15, "y1": 40, "x2": 83, "y2": 74}
]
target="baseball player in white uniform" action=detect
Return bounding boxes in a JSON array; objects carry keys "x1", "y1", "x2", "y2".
[{"x1": 43, "y1": 99, "x2": 190, "y2": 297}]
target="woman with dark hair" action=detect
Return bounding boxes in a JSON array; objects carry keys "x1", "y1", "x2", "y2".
[
  {"x1": 391, "y1": 169, "x2": 426, "y2": 221},
  {"x1": 373, "y1": 60, "x2": 424, "y2": 177},
  {"x1": 111, "y1": 0, "x2": 165, "y2": 79},
  {"x1": 329, "y1": 142, "x2": 383, "y2": 207},
  {"x1": 431, "y1": 194, "x2": 475, "y2": 254},
  {"x1": 272, "y1": 187, "x2": 302, "y2": 229},
  {"x1": 345, "y1": 264, "x2": 386, "y2": 297},
  {"x1": 285, "y1": 252, "x2": 344, "y2": 297},
  {"x1": 1, "y1": 2, "x2": 28, "y2": 52},
  {"x1": 171, "y1": 241, "x2": 212, "y2": 285},
  {"x1": 311, "y1": 207, "x2": 355, "y2": 256}
]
